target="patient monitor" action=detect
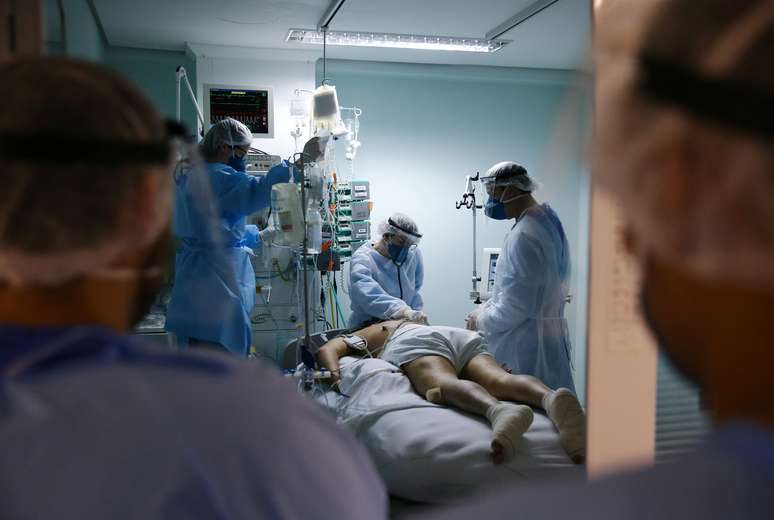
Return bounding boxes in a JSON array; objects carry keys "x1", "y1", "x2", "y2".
[
  {"x1": 480, "y1": 248, "x2": 501, "y2": 301},
  {"x1": 203, "y1": 83, "x2": 274, "y2": 138}
]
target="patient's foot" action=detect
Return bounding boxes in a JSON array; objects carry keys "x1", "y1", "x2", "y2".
[
  {"x1": 543, "y1": 388, "x2": 586, "y2": 464},
  {"x1": 485, "y1": 403, "x2": 534, "y2": 465}
]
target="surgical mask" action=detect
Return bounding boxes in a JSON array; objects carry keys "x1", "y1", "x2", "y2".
[
  {"x1": 387, "y1": 243, "x2": 410, "y2": 264},
  {"x1": 484, "y1": 191, "x2": 530, "y2": 220},
  {"x1": 485, "y1": 197, "x2": 508, "y2": 220},
  {"x1": 227, "y1": 153, "x2": 247, "y2": 172}
]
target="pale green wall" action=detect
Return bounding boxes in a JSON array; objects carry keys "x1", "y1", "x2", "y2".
[
  {"x1": 43, "y1": 0, "x2": 197, "y2": 134},
  {"x1": 103, "y1": 46, "x2": 199, "y2": 136},
  {"x1": 59, "y1": 0, "x2": 103, "y2": 61}
]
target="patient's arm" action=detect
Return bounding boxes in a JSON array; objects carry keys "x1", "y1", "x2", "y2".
[
  {"x1": 318, "y1": 320, "x2": 404, "y2": 385},
  {"x1": 318, "y1": 338, "x2": 349, "y2": 383}
]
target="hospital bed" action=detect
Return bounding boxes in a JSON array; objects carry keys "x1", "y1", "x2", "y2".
[{"x1": 286, "y1": 332, "x2": 582, "y2": 505}]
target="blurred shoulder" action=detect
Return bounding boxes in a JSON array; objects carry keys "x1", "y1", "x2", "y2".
[{"x1": 422, "y1": 446, "x2": 773, "y2": 520}]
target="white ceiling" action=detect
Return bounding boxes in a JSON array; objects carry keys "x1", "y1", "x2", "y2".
[{"x1": 90, "y1": 0, "x2": 590, "y2": 69}]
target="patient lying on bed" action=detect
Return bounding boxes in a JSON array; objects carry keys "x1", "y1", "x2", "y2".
[{"x1": 318, "y1": 320, "x2": 585, "y2": 465}]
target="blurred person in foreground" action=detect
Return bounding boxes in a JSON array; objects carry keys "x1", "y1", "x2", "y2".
[
  {"x1": 0, "y1": 58, "x2": 386, "y2": 519},
  {"x1": 421, "y1": 1, "x2": 774, "y2": 518}
]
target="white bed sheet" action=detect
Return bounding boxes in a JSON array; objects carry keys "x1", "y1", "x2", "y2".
[{"x1": 317, "y1": 357, "x2": 581, "y2": 504}]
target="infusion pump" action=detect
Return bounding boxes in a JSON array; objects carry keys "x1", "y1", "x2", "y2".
[
  {"x1": 246, "y1": 153, "x2": 282, "y2": 175},
  {"x1": 479, "y1": 247, "x2": 501, "y2": 301}
]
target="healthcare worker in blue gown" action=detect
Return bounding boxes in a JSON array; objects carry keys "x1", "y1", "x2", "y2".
[
  {"x1": 166, "y1": 118, "x2": 296, "y2": 356},
  {"x1": 466, "y1": 162, "x2": 575, "y2": 392},
  {"x1": 349, "y1": 213, "x2": 428, "y2": 329}
]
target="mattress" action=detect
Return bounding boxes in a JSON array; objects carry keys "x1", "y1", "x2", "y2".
[{"x1": 316, "y1": 356, "x2": 582, "y2": 504}]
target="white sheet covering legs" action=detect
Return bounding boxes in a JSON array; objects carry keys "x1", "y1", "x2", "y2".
[{"x1": 317, "y1": 357, "x2": 582, "y2": 504}]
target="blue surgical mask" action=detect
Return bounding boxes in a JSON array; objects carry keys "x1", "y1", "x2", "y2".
[
  {"x1": 387, "y1": 243, "x2": 410, "y2": 264},
  {"x1": 228, "y1": 154, "x2": 247, "y2": 172},
  {"x1": 485, "y1": 196, "x2": 508, "y2": 220},
  {"x1": 485, "y1": 191, "x2": 530, "y2": 220}
]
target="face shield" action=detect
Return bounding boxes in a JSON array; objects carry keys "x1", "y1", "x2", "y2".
[
  {"x1": 379, "y1": 216, "x2": 422, "y2": 247},
  {"x1": 480, "y1": 162, "x2": 538, "y2": 197},
  {"x1": 479, "y1": 170, "x2": 535, "y2": 220},
  {"x1": 0, "y1": 121, "x2": 189, "y2": 288},
  {"x1": 377, "y1": 215, "x2": 422, "y2": 264}
]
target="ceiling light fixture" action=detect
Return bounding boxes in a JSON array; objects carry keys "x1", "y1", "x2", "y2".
[{"x1": 286, "y1": 29, "x2": 508, "y2": 53}]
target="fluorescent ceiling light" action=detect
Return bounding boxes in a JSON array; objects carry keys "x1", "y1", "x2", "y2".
[{"x1": 286, "y1": 29, "x2": 508, "y2": 53}]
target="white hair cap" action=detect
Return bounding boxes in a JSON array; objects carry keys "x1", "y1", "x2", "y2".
[
  {"x1": 200, "y1": 117, "x2": 252, "y2": 157},
  {"x1": 481, "y1": 161, "x2": 538, "y2": 192},
  {"x1": 377, "y1": 213, "x2": 422, "y2": 245}
]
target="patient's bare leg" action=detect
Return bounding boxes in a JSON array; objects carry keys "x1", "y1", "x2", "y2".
[
  {"x1": 402, "y1": 355, "x2": 533, "y2": 465},
  {"x1": 463, "y1": 354, "x2": 586, "y2": 464},
  {"x1": 461, "y1": 354, "x2": 551, "y2": 407}
]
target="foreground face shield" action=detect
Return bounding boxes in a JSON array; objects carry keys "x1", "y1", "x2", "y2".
[{"x1": 0, "y1": 120, "x2": 186, "y2": 287}]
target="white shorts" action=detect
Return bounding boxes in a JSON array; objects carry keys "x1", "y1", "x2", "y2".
[{"x1": 379, "y1": 324, "x2": 492, "y2": 375}]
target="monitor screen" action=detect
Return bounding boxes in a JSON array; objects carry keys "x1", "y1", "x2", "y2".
[{"x1": 208, "y1": 87, "x2": 271, "y2": 136}]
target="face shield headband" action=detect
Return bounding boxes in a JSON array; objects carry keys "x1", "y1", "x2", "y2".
[
  {"x1": 0, "y1": 120, "x2": 189, "y2": 166},
  {"x1": 636, "y1": 53, "x2": 774, "y2": 141},
  {"x1": 387, "y1": 218, "x2": 423, "y2": 241}
]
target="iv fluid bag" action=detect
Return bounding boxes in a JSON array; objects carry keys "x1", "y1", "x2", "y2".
[
  {"x1": 306, "y1": 208, "x2": 322, "y2": 254},
  {"x1": 306, "y1": 163, "x2": 325, "y2": 203},
  {"x1": 312, "y1": 84, "x2": 347, "y2": 137},
  {"x1": 271, "y1": 183, "x2": 304, "y2": 247},
  {"x1": 291, "y1": 96, "x2": 309, "y2": 119}
]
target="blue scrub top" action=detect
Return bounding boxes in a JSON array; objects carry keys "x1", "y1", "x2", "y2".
[
  {"x1": 0, "y1": 324, "x2": 388, "y2": 519},
  {"x1": 166, "y1": 161, "x2": 293, "y2": 356},
  {"x1": 348, "y1": 242, "x2": 424, "y2": 328}
]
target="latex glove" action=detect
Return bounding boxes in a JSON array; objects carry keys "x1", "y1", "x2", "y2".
[
  {"x1": 405, "y1": 309, "x2": 429, "y2": 325},
  {"x1": 259, "y1": 227, "x2": 276, "y2": 245},
  {"x1": 392, "y1": 307, "x2": 429, "y2": 325},
  {"x1": 465, "y1": 306, "x2": 482, "y2": 331}
]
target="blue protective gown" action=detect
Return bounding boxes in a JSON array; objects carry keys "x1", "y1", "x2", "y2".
[
  {"x1": 0, "y1": 325, "x2": 387, "y2": 519},
  {"x1": 478, "y1": 204, "x2": 575, "y2": 391},
  {"x1": 165, "y1": 161, "x2": 293, "y2": 356},
  {"x1": 348, "y1": 242, "x2": 424, "y2": 328}
]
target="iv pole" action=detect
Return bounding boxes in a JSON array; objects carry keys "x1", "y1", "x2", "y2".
[
  {"x1": 456, "y1": 173, "x2": 482, "y2": 304},
  {"x1": 295, "y1": 1, "x2": 347, "y2": 390},
  {"x1": 295, "y1": 152, "x2": 316, "y2": 391}
]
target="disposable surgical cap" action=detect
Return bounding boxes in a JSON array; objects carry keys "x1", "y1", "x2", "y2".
[
  {"x1": 481, "y1": 162, "x2": 538, "y2": 192},
  {"x1": 378, "y1": 213, "x2": 422, "y2": 245},
  {"x1": 595, "y1": 0, "x2": 774, "y2": 286},
  {"x1": 201, "y1": 118, "x2": 252, "y2": 157}
]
